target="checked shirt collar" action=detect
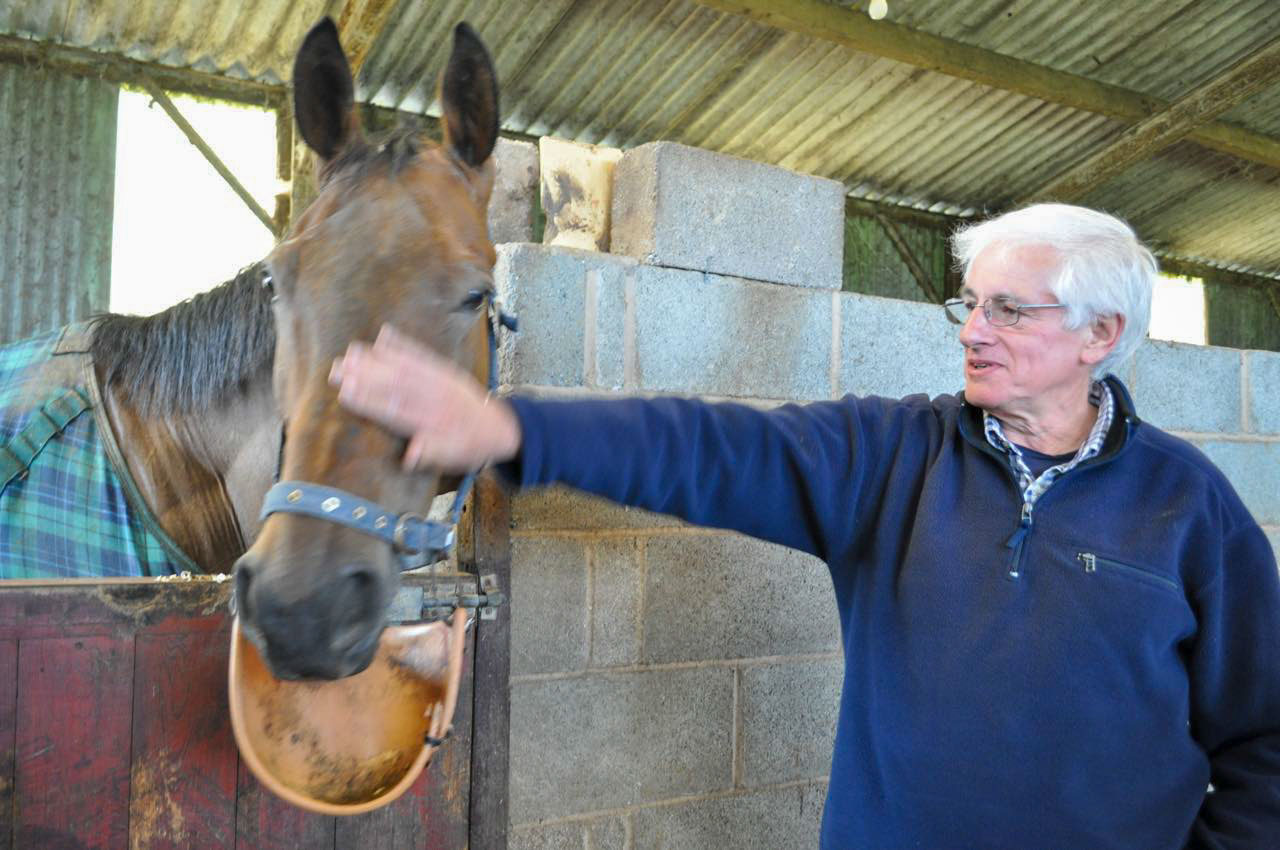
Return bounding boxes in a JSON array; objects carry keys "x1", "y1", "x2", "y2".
[{"x1": 983, "y1": 381, "x2": 1114, "y2": 510}]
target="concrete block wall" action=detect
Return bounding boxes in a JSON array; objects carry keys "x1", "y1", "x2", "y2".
[{"x1": 494, "y1": 140, "x2": 1280, "y2": 849}]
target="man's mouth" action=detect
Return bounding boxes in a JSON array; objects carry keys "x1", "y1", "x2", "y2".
[{"x1": 968, "y1": 359, "x2": 1000, "y2": 371}]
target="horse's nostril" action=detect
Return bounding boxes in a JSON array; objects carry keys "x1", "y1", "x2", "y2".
[
  {"x1": 234, "y1": 559, "x2": 256, "y2": 623},
  {"x1": 328, "y1": 565, "x2": 383, "y2": 656}
]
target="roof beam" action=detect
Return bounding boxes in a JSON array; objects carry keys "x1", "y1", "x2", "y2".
[
  {"x1": 335, "y1": 0, "x2": 403, "y2": 75},
  {"x1": 695, "y1": 0, "x2": 1280, "y2": 170},
  {"x1": 0, "y1": 34, "x2": 281, "y2": 108},
  {"x1": 1028, "y1": 33, "x2": 1280, "y2": 202},
  {"x1": 872, "y1": 211, "x2": 943, "y2": 302},
  {"x1": 288, "y1": 1, "x2": 403, "y2": 226}
]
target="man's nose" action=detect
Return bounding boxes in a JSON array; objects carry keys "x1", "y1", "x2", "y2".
[{"x1": 958, "y1": 304, "x2": 993, "y2": 347}]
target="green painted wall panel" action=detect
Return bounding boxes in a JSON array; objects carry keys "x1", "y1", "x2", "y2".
[{"x1": 0, "y1": 62, "x2": 117, "y2": 342}]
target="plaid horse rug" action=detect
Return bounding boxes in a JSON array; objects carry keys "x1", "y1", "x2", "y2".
[{"x1": 0, "y1": 325, "x2": 193, "y2": 579}]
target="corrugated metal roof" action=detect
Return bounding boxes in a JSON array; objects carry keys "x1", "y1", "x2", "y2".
[
  {"x1": 0, "y1": 0, "x2": 337, "y2": 84},
  {"x1": 2, "y1": 0, "x2": 1278, "y2": 278},
  {"x1": 0, "y1": 62, "x2": 116, "y2": 342}
]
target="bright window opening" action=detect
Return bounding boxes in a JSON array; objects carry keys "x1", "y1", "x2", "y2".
[
  {"x1": 1148, "y1": 275, "x2": 1206, "y2": 346},
  {"x1": 110, "y1": 89, "x2": 277, "y2": 316}
]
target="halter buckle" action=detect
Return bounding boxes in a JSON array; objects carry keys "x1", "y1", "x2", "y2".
[{"x1": 393, "y1": 512, "x2": 428, "y2": 554}]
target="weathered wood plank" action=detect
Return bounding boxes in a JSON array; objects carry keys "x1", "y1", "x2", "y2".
[
  {"x1": 0, "y1": 579, "x2": 232, "y2": 640},
  {"x1": 0, "y1": 640, "x2": 16, "y2": 850},
  {"x1": 0, "y1": 577, "x2": 473, "y2": 847},
  {"x1": 335, "y1": 0, "x2": 404, "y2": 76},
  {"x1": 130, "y1": 631, "x2": 239, "y2": 849},
  {"x1": 467, "y1": 472, "x2": 512, "y2": 850},
  {"x1": 234, "y1": 762, "x2": 336, "y2": 849},
  {"x1": 1029, "y1": 32, "x2": 1280, "y2": 202},
  {"x1": 15, "y1": 635, "x2": 134, "y2": 848}
]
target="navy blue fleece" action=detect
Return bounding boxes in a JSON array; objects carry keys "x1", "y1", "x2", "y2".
[{"x1": 504, "y1": 378, "x2": 1280, "y2": 849}]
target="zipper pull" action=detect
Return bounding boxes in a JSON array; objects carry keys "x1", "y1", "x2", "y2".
[
  {"x1": 1078, "y1": 552, "x2": 1097, "y2": 573},
  {"x1": 1004, "y1": 503, "x2": 1034, "y2": 549}
]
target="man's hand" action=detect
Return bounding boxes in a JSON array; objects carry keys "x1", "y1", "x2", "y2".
[{"x1": 329, "y1": 324, "x2": 521, "y2": 473}]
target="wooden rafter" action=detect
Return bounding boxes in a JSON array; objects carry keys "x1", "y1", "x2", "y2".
[
  {"x1": 335, "y1": 0, "x2": 404, "y2": 76},
  {"x1": 138, "y1": 76, "x2": 279, "y2": 237},
  {"x1": 694, "y1": 0, "x2": 1280, "y2": 170},
  {"x1": 0, "y1": 34, "x2": 280, "y2": 108},
  {"x1": 288, "y1": 0, "x2": 404, "y2": 227},
  {"x1": 873, "y1": 211, "x2": 943, "y2": 303},
  {"x1": 1028, "y1": 33, "x2": 1280, "y2": 202}
]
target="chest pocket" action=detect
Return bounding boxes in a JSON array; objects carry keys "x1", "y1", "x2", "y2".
[{"x1": 1074, "y1": 551, "x2": 1182, "y2": 596}]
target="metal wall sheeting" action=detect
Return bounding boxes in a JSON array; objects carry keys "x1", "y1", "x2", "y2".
[{"x1": 0, "y1": 63, "x2": 117, "y2": 342}]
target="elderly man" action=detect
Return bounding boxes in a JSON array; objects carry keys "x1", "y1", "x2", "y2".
[{"x1": 330, "y1": 203, "x2": 1280, "y2": 848}]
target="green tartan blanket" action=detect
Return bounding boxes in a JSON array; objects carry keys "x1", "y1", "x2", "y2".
[{"x1": 0, "y1": 325, "x2": 190, "y2": 578}]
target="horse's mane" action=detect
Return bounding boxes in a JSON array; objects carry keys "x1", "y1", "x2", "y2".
[{"x1": 89, "y1": 263, "x2": 275, "y2": 417}]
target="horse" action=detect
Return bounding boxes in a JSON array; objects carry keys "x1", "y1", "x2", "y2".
[{"x1": 0, "y1": 18, "x2": 502, "y2": 684}]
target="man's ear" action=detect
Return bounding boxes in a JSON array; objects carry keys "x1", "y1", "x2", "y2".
[{"x1": 1081, "y1": 313, "x2": 1125, "y2": 367}]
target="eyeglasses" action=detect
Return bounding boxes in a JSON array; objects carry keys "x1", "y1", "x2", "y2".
[{"x1": 943, "y1": 296, "x2": 1066, "y2": 327}]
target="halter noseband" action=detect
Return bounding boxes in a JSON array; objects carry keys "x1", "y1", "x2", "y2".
[{"x1": 259, "y1": 293, "x2": 517, "y2": 572}]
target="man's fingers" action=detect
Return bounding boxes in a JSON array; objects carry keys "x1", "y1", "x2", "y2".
[{"x1": 373, "y1": 323, "x2": 433, "y2": 360}]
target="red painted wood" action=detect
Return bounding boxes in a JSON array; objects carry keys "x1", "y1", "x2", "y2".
[
  {"x1": 14, "y1": 635, "x2": 134, "y2": 849},
  {"x1": 234, "y1": 761, "x2": 336, "y2": 849},
  {"x1": 0, "y1": 640, "x2": 17, "y2": 850},
  {"x1": 0, "y1": 580, "x2": 231, "y2": 640},
  {"x1": 0, "y1": 579, "x2": 492, "y2": 849},
  {"x1": 130, "y1": 631, "x2": 239, "y2": 848}
]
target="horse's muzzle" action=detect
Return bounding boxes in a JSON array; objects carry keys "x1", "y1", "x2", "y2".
[{"x1": 233, "y1": 555, "x2": 392, "y2": 680}]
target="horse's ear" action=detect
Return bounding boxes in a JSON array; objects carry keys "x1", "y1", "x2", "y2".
[
  {"x1": 293, "y1": 18, "x2": 357, "y2": 161},
  {"x1": 440, "y1": 22, "x2": 499, "y2": 168}
]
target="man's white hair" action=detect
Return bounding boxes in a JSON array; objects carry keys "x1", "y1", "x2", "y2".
[{"x1": 951, "y1": 203, "x2": 1157, "y2": 379}]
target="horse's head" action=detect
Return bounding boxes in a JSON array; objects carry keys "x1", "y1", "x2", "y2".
[{"x1": 233, "y1": 19, "x2": 499, "y2": 680}]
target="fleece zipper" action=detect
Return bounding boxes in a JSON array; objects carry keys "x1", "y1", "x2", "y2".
[{"x1": 957, "y1": 385, "x2": 1139, "y2": 584}]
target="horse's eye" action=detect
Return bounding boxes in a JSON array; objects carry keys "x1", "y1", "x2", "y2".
[
  {"x1": 260, "y1": 270, "x2": 274, "y2": 291},
  {"x1": 459, "y1": 289, "x2": 489, "y2": 311}
]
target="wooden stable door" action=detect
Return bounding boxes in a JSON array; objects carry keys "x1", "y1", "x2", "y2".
[
  {"x1": 0, "y1": 475, "x2": 511, "y2": 850},
  {"x1": 0, "y1": 577, "x2": 469, "y2": 848}
]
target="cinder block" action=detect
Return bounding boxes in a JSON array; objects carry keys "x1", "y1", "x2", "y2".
[
  {"x1": 489, "y1": 137, "x2": 539, "y2": 244},
  {"x1": 512, "y1": 486, "x2": 687, "y2": 531},
  {"x1": 509, "y1": 669, "x2": 735, "y2": 822},
  {"x1": 1248, "y1": 350, "x2": 1280, "y2": 435},
  {"x1": 495, "y1": 243, "x2": 637, "y2": 388},
  {"x1": 642, "y1": 534, "x2": 840, "y2": 664},
  {"x1": 839, "y1": 292, "x2": 962, "y2": 400},
  {"x1": 741, "y1": 659, "x2": 842, "y2": 786},
  {"x1": 633, "y1": 266, "x2": 831, "y2": 399},
  {"x1": 511, "y1": 817, "x2": 627, "y2": 850},
  {"x1": 541, "y1": 136, "x2": 623, "y2": 252},
  {"x1": 511, "y1": 537, "x2": 589, "y2": 676},
  {"x1": 1195, "y1": 440, "x2": 1280, "y2": 526},
  {"x1": 1134, "y1": 341, "x2": 1242, "y2": 433},
  {"x1": 611, "y1": 141, "x2": 844, "y2": 290},
  {"x1": 591, "y1": 539, "x2": 644, "y2": 668},
  {"x1": 631, "y1": 783, "x2": 827, "y2": 850}
]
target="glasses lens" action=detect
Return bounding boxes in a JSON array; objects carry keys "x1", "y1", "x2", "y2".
[{"x1": 989, "y1": 297, "x2": 1020, "y2": 326}]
